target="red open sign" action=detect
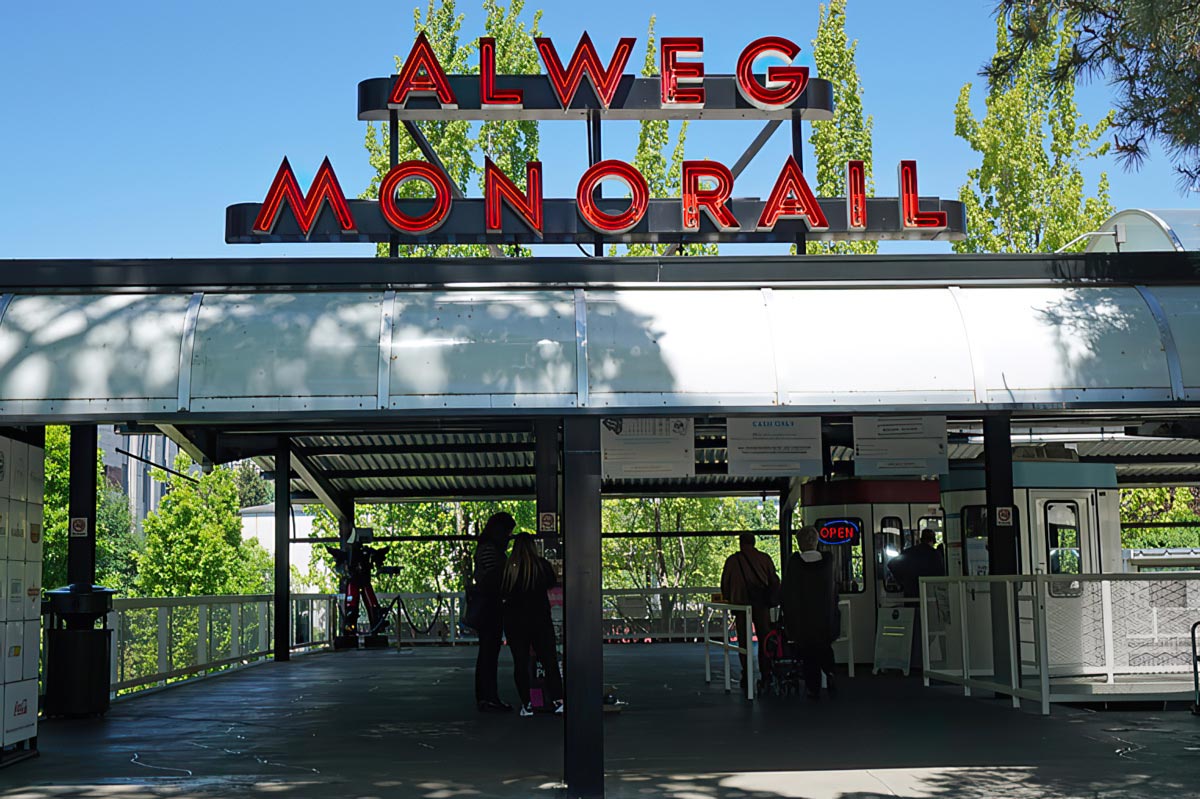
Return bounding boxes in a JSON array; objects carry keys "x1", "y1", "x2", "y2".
[{"x1": 818, "y1": 519, "x2": 860, "y2": 546}]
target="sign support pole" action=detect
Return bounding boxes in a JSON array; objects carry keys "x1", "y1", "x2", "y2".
[
  {"x1": 791, "y1": 110, "x2": 807, "y2": 254},
  {"x1": 388, "y1": 108, "x2": 399, "y2": 259},
  {"x1": 562, "y1": 416, "x2": 603, "y2": 798},
  {"x1": 587, "y1": 110, "x2": 603, "y2": 258}
]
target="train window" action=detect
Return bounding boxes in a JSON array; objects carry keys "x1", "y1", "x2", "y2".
[
  {"x1": 1045, "y1": 501, "x2": 1081, "y2": 575},
  {"x1": 918, "y1": 516, "x2": 944, "y2": 546},
  {"x1": 961, "y1": 505, "x2": 990, "y2": 576},
  {"x1": 877, "y1": 516, "x2": 905, "y2": 592},
  {"x1": 816, "y1": 517, "x2": 866, "y2": 594}
]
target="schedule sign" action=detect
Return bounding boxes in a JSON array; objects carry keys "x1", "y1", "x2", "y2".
[
  {"x1": 726, "y1": 417, "x2": 823, "y2": 477},
  {"x1": 601, "y1": 418, "x2": 695, "y2": 479},
  {"x1": 853, "y1": 415, "x2": 948, "y2": 477}
]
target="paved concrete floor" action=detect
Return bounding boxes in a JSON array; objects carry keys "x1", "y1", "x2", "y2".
[{"x1": 2, "y1": 645, "x2": 1198, "y2": 798}]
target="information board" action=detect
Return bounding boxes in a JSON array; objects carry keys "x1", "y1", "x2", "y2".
[
  {"x1": 726, "y1": 417, "x2": 823, "y2": 477},
  {"x1": 853, "y1": 415, "x2": 948, "y2": 476},
  {"x1": 601, "y1": 418, "x2": 694, "y2": 479}
]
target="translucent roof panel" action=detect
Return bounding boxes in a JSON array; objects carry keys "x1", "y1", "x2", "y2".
[{"x1": 1086, "y1": 209, "x2": 1200, "y2": 253}]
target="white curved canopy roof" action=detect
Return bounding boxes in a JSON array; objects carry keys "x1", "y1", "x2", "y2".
[
  {"x1": 0, "y1": 282, "x2": 1196, "y2": 420},
  {"x1": 1086, "y1": 209, "x2": 1200, "y2": 253}
]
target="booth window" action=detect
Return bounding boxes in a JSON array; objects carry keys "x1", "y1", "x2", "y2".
[
  {"x1": 1045, "y1": 501, "x2": 1081, "y2": 575},
  {"x1": 816, "y1": 517, "x2": 865, "y2": 594}
]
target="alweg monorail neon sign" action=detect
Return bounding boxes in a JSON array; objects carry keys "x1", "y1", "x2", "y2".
[{"x1": 226, "y1": 32, "x2": 965, "y2": 246}]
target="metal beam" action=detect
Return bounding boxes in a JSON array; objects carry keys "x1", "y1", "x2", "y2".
[
  {"x1": 290, "y1": 450, "x2": 351, "y2": 522},
  {"x1": 297, "y1": 441, "x2": 533, "y2": 456},
  {"x1": 402, "y1": 120, "x2": 505, "y2": 258},
  {"x1": 156, "y1": 424, "x2": 213, "y2": 469},
  {"x1": 327, "y1": 465, "x2": 533, "y2": 480},
  {"x1": 662, "y1": 120, "x2": 782, "y2": 258}
]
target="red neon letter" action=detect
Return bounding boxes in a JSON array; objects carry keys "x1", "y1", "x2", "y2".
[
  {"x1": 379, "y1": 161, "x2": 453, "y2": 234},
  {"x1": 535, "y1": 33, "x2": 635, "y2": 109},
  {"x1": 898, "y1": 160, "x2": 947, "y2": 230},
  {"x1": 576, "y1": 160, "x2": 648, "y2": 234},
  {"x1": 756, "y1": 155, "x2": 828, "y2": 231},
  {"x1": 485, "y1": 158, "x2": 543, "y2": 236},
  {"x1": 661, "y1": 37, "x2": 705, "y2": 108},
  {"x1": 252, "y1": 157, "x2": 356, "y2": 237},
  {"x1": 736, "y1": 37, "x2": 809, "y2": 111},
  {"x1": 480, "y1": 37, "x2": 523, "y2": 108},
  {"x1": 846, "y1": 160, "x2": 867, "y2": 231},
  {"x1": 389, "y1": 31, "x2": 458, "y2": 109},
  {"x1": 681, "y1": 161, "x2": 739, "y2": 232}
]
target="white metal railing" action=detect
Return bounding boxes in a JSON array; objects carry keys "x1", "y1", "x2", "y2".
[
  {"x1": 703, "y1": 598, "x2": 855, "y2": 701},
  {"x1": 919, "y1": 573, "x2": 1200, "y2": 715},
  {"x1": 106, "y1": 593, "x2": 336, "y2": 694}
]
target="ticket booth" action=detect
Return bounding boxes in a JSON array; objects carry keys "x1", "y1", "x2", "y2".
[{"x1": 800, "y1": 479, "x2": 943, "y2": 664}]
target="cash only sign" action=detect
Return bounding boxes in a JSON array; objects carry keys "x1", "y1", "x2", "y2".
[{"x1": 226, "y1": 32, "x2": 966, "y2": 246}]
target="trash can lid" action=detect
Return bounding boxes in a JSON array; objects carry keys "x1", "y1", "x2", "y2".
[{"x1": 45, "y1": 584, "x2": 119, "y2": 595}]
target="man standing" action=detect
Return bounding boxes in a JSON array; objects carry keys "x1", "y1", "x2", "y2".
[
  {"x1": 888, "y1": 529, "x2": 945, "y2": 599},
  {"x1": 720, "y1": 532, "x2": 780, "y2": 687},
  {"x1": 473, "y1": 512, "x2": 515, "y2": 712},
  {"x1": 782, "y1": 526, "x2": 839, "y2": 700}
]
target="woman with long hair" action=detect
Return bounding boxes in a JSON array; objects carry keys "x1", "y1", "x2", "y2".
[
  {"x1": 472, "y1": 512, "x2": 515, "y2": 712},
  {"x1": 501, "y1": 534, "x2": 563, "y2": 717}
]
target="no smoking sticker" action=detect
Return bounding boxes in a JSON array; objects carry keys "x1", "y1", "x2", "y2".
[
  {"x1": 995, "y1": 507, "x2": 1014, "y2": 527},
  {"x1": 69, "y1": 517, "x2": 89, "y2": 537}
]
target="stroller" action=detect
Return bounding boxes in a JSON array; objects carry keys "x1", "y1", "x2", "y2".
[{"x1": 757, "y1": 621, "x2": 804, "y2": 697}]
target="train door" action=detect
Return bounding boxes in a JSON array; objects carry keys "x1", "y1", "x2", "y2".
[
  {"x1": 1030, "y1": 491, "x2": 1102, "y2": 676},
  {"x1": 1029, "y1": 491, "x2": 1100, "y2": 577}
]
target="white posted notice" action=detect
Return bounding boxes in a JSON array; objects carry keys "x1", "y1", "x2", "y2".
[
  {"x1": 853, "y1": 415, "x2": 948, "y2": 477},
  {"x1": 726, "y1": 417, "x2": 823, "y2": 477},
  {"x1": 601, "y1": 418, "x2": 694, "y2": 479}
]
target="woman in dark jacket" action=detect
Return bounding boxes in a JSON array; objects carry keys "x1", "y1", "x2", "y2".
[
  {"x1": 782, "y1": 526, "x2": 839, "y2": 700},
  {"x1": 473, "y1": 512, "x2": 515, "y2": 712},
  {"x1": 501, "y1": 534, "x2": 564, "y2": 717}
]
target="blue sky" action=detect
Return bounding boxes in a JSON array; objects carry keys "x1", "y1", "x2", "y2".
[{"x1": 0, "y1": 0, "x2": 1191, "y2": 260}]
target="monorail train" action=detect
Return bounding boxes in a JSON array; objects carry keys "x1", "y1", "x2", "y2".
[{"x1": 800, "y1": 459, "x2": 1122, "y2": 666}]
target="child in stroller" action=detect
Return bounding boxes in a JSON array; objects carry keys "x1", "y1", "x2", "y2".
[{"x1": 757, "y1": 621, "x2": 804, "y2": 697}]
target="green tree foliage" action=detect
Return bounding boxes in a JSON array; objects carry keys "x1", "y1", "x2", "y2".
[
  {"x1": 954, "y1": 11, "x2": 1113, "y2": 254},
  {"x1": 987, "y1": 1, "x2": 1200, "y2": 188},
  {"x1": 363, "y1": 0, "x2": 542, "y2": 257},
  {"x1": 611, "y1": 16, "x2": 716, "y2": 258},
  {"x1": 1120, "y1": 487, "x2": 1200, "y2": 549},
  {"x1": 232, "y1": 459, "x2": 273, "y2": 508},
  {"x1": 136, "y1": 454, "x2": 273, "y2": 597},
  {"x1": 804, "y1": 0, "x2": 877, "y2": 256},
  {"x1": 600, "y1": 497, "x2": 780, "y2": 590},
  {"x1": 41, "y1": 426, "x2": 142, "y2": 594}
]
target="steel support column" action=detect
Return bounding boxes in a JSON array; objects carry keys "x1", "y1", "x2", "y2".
[
  {"x1": 535, "y1": 418, "x2": 561, "y2": 551},
  {"x1": 984, "y1": 414, "x2": 1017, "y2": 690},
  {"x1": 67, "y1": 425, "x2": 98, "y2": 588},
  {"x1": 274, "y1": 438, "x2": 291, "y2": 661},
  {"x1": 562, "y1": 417, "x2": 603, "y2": 798}
]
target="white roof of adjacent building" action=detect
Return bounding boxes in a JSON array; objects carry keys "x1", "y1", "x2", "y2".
[{"x1": 1086, "y1": 209, "x2": 1200, "y2": 253}]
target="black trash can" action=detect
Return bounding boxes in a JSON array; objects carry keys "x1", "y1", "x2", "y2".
[{"x1": 44, "y1": 584, "x2": 118, "y2": 717}]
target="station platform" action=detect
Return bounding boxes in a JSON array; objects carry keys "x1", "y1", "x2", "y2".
[{"x1": 4, "y1": 644, "x2": 1198, "y2": 798}]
